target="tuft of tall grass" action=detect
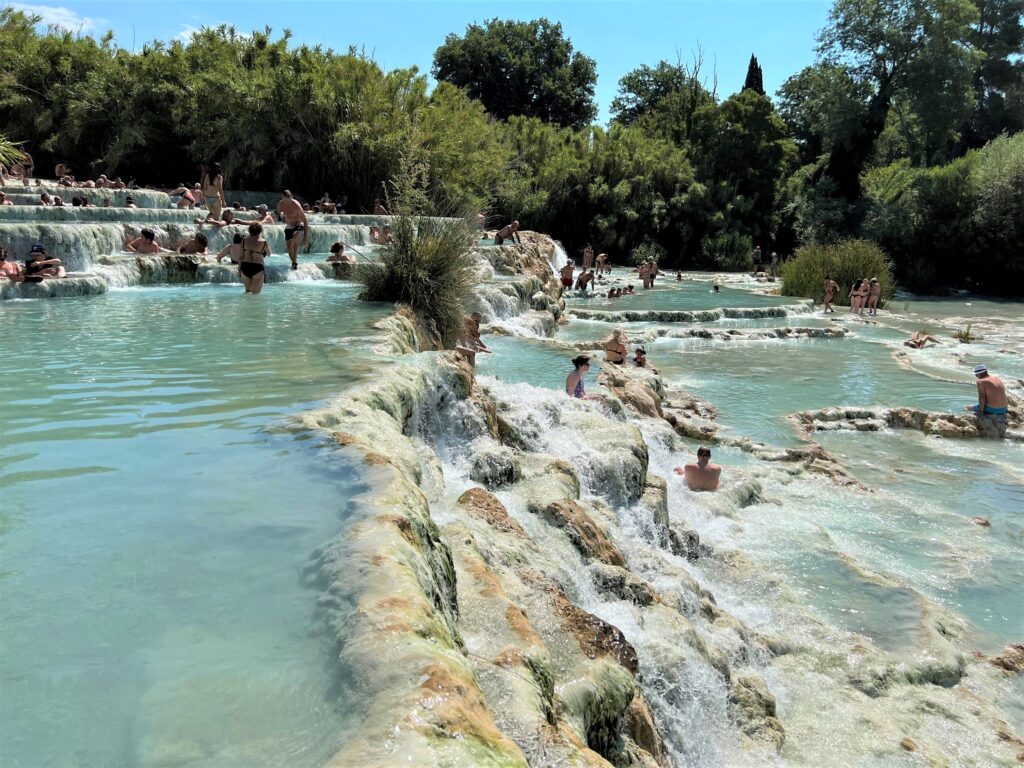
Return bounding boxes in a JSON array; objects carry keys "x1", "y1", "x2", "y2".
[
  {"x1": 781, "y1": 239, "x2": 895, "y2": 307},
  {"x1": 353, "y1": 214, "x2": 478, "y2": 349}
]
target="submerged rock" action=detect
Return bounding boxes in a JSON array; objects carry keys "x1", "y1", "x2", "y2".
[{"x1": 470, "y1": 445, "x2": 522, "y2": 488}]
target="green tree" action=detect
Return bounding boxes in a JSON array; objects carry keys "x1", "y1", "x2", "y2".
[
  {"x1": 742, "y1": 54, "x2": 765, "y2": 95},
  {"x1": 962, "y1": 0, "x2": 1024, "y2": 148},
  {"x1": 777, "y1": 64, "x2": 871, "y2": 165},
  {"x1": 815, "y1": 0, "x2": 980, "y2": 204},
  {"x1": 432, "y1": 18, "x2": 597, "y2": 128}
]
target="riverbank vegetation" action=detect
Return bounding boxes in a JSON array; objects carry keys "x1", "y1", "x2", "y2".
[
  {"x1": 2, "y1": 1, "x2": 1022, "y2": 293},
  {"x1": 781, "y1": 240, "x2": 895, "y2": 306}
]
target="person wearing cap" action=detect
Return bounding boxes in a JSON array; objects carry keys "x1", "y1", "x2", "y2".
[
  {"x1": 24, "y1": 244, "x2": 66, "y2": 279},
  {"x1": 967, "y1": 365, "x2": 1008, "y2": 416},
  {"x1": 0, "y1": 247, "x2": 25, "y2": 281},
  {"x1": 674, "y1": 446, "x2": 721, "y2": 491}
]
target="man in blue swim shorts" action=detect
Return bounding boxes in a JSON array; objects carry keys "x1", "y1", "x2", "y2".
[{"x1": 967, "y1": 364, "x2": 1009, "y2": 415}]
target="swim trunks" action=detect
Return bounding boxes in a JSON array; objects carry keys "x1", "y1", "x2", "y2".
[
  {"x1": 970, "y1": 404, "x2": 1008, "y2": 415},
  {"x1": 285, "y1": 224, "x2": 305, "y2": 242},
  {"x1": 561, "y1": 277, "x2": 572, "y2": 287},
  {"x1": 494, "y1": 235, "x2": 505, "y2": 245}
]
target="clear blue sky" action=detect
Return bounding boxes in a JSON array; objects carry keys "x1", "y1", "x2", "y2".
[{"x1": 10, "y1": 1, "x2": 832, "y2": 122}]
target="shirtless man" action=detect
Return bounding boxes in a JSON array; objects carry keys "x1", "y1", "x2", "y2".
[
  {"x1": 235, "y1": 204, "x2": 275, "y2": 225},
  {"x1": 327, "y1": 242, "x2": 356, "y2": 264},
  {"x1": 559, "y1": 260, "x2": 575, "y2": 291},
  {"x1": 38, "y1": 193, "x2": 52, "y2": 206},
  {"x1": 595, "y1": 252, "x2": 608, "y2": 275},
  {"x1": 124, "y1": 229, "x2": 169, "y2": 254},
  {"x1": 0, "y1": 192, "x2": 12, "y2": 206},
  {"x1": 276, "y1": 189, "x2": 309, "y2": 269},
  {"x1": 673, "y1": 446, "x2": 721, "y2": 491},
  {"x1": 823, "y1": 275, "x2": 838, "y2": 313},
  {"x1": 373, "y1": 198, "x2": 389, "y2": 216},
  {"x1": 582, "y1": 244, "x2": 594, "y2": 270},
  {"x1": 177, "y1": 232, "x2": 209, "y2": 255},
  {"x1": 575, "y1": 269, "x2": 595, "y2": 293},
  {"x1": 967, "y1": 365, "x2": 1008, "y2": 416},
  {"x1": 494, "y1": 220, "x2": 522, "y2": 246}
]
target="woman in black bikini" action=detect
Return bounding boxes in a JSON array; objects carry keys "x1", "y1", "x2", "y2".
[{"x1": 239, "y1": 222, "x2": 270, "y2": 294}]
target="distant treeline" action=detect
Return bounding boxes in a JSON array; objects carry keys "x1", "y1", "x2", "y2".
[{"x1": 2, "y1": 3, "x2": 1022, "y2": 292}]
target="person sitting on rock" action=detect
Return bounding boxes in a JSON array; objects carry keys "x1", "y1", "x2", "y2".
[
  {"x1": 373, "y1": 197, "x2": 389, "y2": 216},
  {"x1": 234, "y1": 205, "x2": 275, "y2": 225},
  {"x1": 23, "y1": 244, "x2": 67, "y2": 280},
  {"x1": 604, "y1": 329, "x2": 628, "y2": 365},
  {"x1": 0, "y1": 247, "x2": 25, "y2": 282},
  {"x1": 0, "y1": 192, "x2": 12, "y2": 206},
  {"x1": 177, "y1": 232, "x2": 209, "y2": 255},
  {"x1": 634, "y1": 347, "x2": 648, "y2": 368},
  {"x1": 124, "y1": 229, "x2": 169, "y2": 254},
  {"x1": 124, "y1": 196, "x2": 137, "y2": 208},
  {"x1": 566, "y1": 355, "x2": 600, "y2": 400},
  {"x1": 967, "y1": 364, "x2": 1008, "y2": 416},
  {"x1": 674, "y1": 446, "x2": 721, "y2": 491},
  {"x1": 37, "y1": 193, "x2": 52, "y2": 206}
]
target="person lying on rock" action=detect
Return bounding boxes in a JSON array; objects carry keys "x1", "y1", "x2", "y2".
[
  {"x1": 904, "y1": 331, "x2": 940, "y2": 349},
  {"x1": 124, "y1": 229, "x2": 170, "y2": 255},
  {"x1": 195, "y1": 209, "x2": 236, "y2": 228},
  {"x1": 23, "y1": 244, "x2": 66, "y2": 280},
  {"x1": 674, "y1": 446, "x2": 721, "y2": 491},
  {"x1": 967, "y1": 365, "x2": 1008, "y2": 416},
  {"x1": 177, "y1": 232, "x2": 209, "y2": 255}
]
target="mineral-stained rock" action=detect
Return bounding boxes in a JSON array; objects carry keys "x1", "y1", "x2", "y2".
[
  {"x1": 624, "y1": 694, "x2": 670, "y2": 767},
  {"x1": 668, "y1": 522, "x2": 702, "y2": 562},
  {"x1": 530, "y1": 498, "x2": 627, "y2": 567},
  {"x1": 590, "y1": 563, "x2": 657, "y2": 606},
  {"x1": 544, "y1": 586, "x2": 639, "y2": 674},
  {"x1": 456, "y1": 488, "x2": 527, "y2": 538},
  {"x1": 989, "y1": 644, "x2": 1024, "y2": 673},
  {"x1": 729, "y1": 675, "x2": 786, "y2": 751},
  {"x1": 470, "y1": 444, "x2": 522, "y2": 488}
]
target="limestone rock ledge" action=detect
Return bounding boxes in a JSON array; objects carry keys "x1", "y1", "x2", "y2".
[{"x1": 790, "y1": 404, "x2": 1023, "y2": 441}]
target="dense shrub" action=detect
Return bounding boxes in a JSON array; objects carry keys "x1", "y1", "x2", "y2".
[
  {"x1": 702, "y1": 231, "x2": 753, "y2": 271},
  {"x1": 781, "y1": 239, "x2": 895, "y2": 306}
]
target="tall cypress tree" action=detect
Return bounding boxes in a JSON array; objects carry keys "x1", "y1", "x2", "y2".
[{"x1": 743, "y1": 54, "x2": 766, "y2": 96}]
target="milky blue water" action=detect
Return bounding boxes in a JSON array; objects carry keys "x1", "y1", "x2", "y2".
[{"x1": 0, "y1": 284, "x2": 391, "y2": 767}]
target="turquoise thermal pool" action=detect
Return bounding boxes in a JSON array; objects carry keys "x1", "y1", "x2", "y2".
[{"x1": 0, "y1": 283, "x2": 391, "y2": 767}]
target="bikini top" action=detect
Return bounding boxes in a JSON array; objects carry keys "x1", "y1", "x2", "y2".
[
  {"x1": 573, "y1": 376, "x2": 585, "y2": 398},
  {"x1": 240, "y1": 240, "x2": 268, "y2": 263}
]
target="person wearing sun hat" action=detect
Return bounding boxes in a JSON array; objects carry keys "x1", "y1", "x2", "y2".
[{"x1": 967, "y1": 364, "x2": 1008, "y2": 416}]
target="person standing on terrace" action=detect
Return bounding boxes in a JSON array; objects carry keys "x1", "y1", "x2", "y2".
[
  {"x1": 822, "y1": 275, "x2": 838, "y2": 313},
  {"x1": 595, "y1": 252, "x2": 608, "y2": 275},
  {"x1": 583, "y1": 244, "x2": 594, "y2": 270},
  {"x1": 276, "y1": 189, "x2": 310, "y2": 270},
  {"x1": 867, "y1": 278, "x2": 881, "y2": 315},
  {"x1": 560, "y1": 259, "x2": 575, "y2": 291},
  {"x1": 201, "y1": 163, "x2": 225, "y2": 220}
]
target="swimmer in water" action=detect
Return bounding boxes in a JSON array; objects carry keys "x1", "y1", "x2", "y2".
[{"x1": 673, "y1": 445, "x2": 721, "y2": 491}]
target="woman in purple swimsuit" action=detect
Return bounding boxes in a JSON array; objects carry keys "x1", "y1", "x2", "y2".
[{"x1": 566, "y1": 355, "x2": 595, "y2": 399}]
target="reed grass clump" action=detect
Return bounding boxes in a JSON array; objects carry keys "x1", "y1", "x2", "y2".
[
  {"x1": 354, "y1": 214, "x2": 478, "y2": 348},
  {"x1": 781, "y1": 239, "x2": 895, "y2": 307}
]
